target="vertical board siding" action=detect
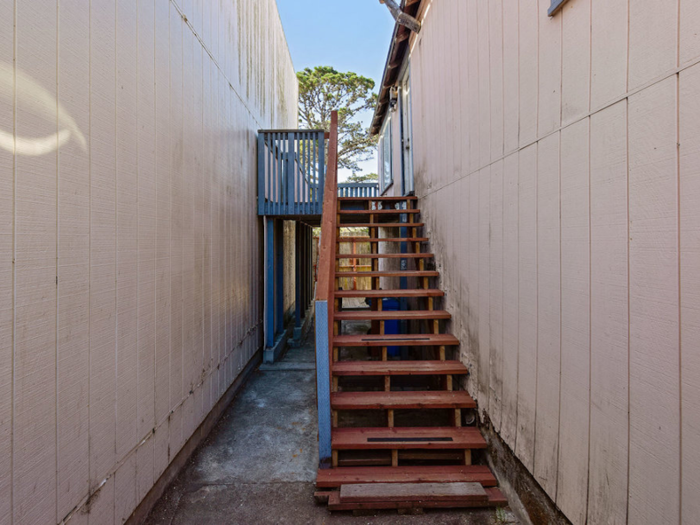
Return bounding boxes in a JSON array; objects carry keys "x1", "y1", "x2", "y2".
[
  {"x1": 403, "y1": 1, "x2": 696, "y2": 523},
  {"x1": 534, "y1": 132, "x2": 561, "y2": 500},
  {"x1": 627, "y1": 76, "x2": 680, "y2": 525},
  {"x1": 537, "y1": 0, "x2": 562, "y2": 136},
  {"x1": 14, "y1": 1, "x2": 58, "y2": 523},
  {"x1": 516, "y1": 144, "x2": 538, "y2": 471},
  {"x1": 556, "y1": 118, "x2": 590, "y2": 525},
  {"x1": 590, "y1": 0, "x2": 628, "y2": 109},
  {"x1": 628, "y1": 0, "x2": 678, "y2": 90},
  {"x1": 680, "y1": 63, "x2": 700, "y2": 525},
  {"x1": 588, "y1": 101, "x2": 629, "y2": 525},
  {"x1": 488, "y1": 160, "x2": 504, "y2": 431},
  {"x1": 1, "y1": 0, "x2": 296, "y2": 522},
  {"x1": 560, "y1": 0, "x2": 590, "y2": 125},
  {"x1": 501, "y1": 152, "x2": 519, "y2": 449},
  {"x1": 0, "y1": 3, "x2": 13, "y2": 522},
  {"x1": 57, "y1": 0, "x2": 91, "y2": 519}
]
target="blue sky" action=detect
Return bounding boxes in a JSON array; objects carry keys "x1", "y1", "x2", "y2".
[{"x1": 275, "y1": 0, "x2": 396, "y2": 179}]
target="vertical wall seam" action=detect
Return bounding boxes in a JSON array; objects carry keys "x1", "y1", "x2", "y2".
[
  {"x1": 55, "y1": 0, "x2": 60, "y2": 520},
  {"x1": 676, "y1": 67, "x2": 682, "y2": 525},
  {"x1": 10, "y1": 0, "x2": 16, "y2": 521},
  {"x1": 585, "y1": 112, "x2": 593, "y2": 523},
  {"x1": 113, "y1": 1, "x2": 118, "y2": 508},
  {"x1": 86, "y1": 0, "x2": 92, "y2": 503},
  {"x1": 554, "y1": 128, "x2": 562, "y2": 504},
  {"x1": 514, "y1": 0, "x2": 521, "y2": 457},
  {"x1": 135, "y1": 0, "x2": 142, "y2": 492},
  {"x1": 625, "y1": 95, "x2": 631, "y2": 525},
  {"x1": 532, "y1": 141, "x2": 539, "y2": 470}
]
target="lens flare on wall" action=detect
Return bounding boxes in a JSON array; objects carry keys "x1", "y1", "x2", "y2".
[{"x1": 0, "y1": 61, "x2": 86, "y2": 156}]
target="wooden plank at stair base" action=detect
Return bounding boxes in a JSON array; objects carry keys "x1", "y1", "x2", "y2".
[
  {"x1": 332, "y1": 361, "x2": 468, "y2": 377},
  {"x1": 316, "y1": 465, "x2": 497, "y2": 488},
  {"x1": 332, "y1": 427, "x2": 486, "y2": 450},
  {"x1": 335, "y1": 310, "x2": 450, "y2": 321},
  {"x1": 336, "y1": 253, "x2": 435, "y2": 259},
  {"x1": 335, "y1": 289, "x2": 444, "y2": 299},
  {"x1": 332, "y1": 391, "x2": 476, "y2": 410},
  {"x1": 339, "y1": 482, "x2": 488, "y2": 504},
  {"x1": 334, "y1": 333, "x2": 459, "y2": 348},
  {"x1": 337, "y1": 237, "x2": 429, "y2": 243},
  {"x1": 327, "y1": 488, "x2": 506, "y2": 511}
]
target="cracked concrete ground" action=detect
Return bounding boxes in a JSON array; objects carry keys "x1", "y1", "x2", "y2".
[{"x1": 144, "y1": 330, "x2": 519, "y2": 525}]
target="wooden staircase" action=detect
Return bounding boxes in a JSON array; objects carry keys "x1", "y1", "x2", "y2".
[{"x1": 315, "y1": 194, "x2": 505, "y2": 512}]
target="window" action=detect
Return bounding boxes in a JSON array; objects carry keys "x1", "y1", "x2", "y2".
[
  {"x1": 548, "y1": 0, "x2": 570, "y2": 16},
  {"x1": 379, "y1": 116, "x2": 392, "y2": 193}
]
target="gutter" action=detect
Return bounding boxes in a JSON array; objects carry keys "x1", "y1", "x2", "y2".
[{"x1": 371, "y1": 0, "x2": 423, "y2": 135}]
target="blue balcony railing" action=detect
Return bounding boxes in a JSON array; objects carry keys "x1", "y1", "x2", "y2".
[
  {"x1": 257, "y1": 130, "x2": 326, "y2": 216},
  {"x1": 337, "y1": 182, "x2": 379, "y2": 198}
]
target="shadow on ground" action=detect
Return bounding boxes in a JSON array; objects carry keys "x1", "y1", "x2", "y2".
[{"x1": 144, "y1": 329, "x2": 520, "y2": 525}]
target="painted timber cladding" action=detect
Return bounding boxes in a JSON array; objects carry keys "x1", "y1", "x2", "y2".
[
  {"x1": 385, "y1": 0, "x2": 699, "y2": 524},
  {"x1": 0, "y1": 0, "x2": 297, "y2": 523}
]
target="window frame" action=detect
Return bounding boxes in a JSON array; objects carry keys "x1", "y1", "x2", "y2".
[{"x1": 379, "y1": 115, "x2": 393, "y2": 194}]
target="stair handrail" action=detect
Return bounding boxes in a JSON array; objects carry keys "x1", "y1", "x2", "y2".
[
  {"x1": 315, "y1": 110, "x2": 338, "y2": 303},
  {"x1": 314, "y1": 110, "x2": 338, "y2": 468}
]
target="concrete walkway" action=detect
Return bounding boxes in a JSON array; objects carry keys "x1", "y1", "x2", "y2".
[{"x1": 145, "y1": 331, "x2": 519, "y2": 525}]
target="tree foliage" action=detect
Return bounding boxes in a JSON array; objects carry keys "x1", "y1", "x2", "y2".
[
  {"x1": 297, "y1": 66, "x2": 378, "y2": 172},
  {"x1": 346, "y1": 172, "x2": 379, "y2": 183}
]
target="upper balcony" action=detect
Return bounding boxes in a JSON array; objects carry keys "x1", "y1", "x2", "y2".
[{"x1": 257, "y1": 130, "x2": 378, "y2": 222}]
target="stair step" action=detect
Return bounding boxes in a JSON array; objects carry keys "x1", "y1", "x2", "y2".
[
  {"x1": 335, "y1": 310, "x2": 450, "y2": 321},
  {"x1": 332, "y1": 427, "x2": 485, "y2": 450},
  {"x1": 331, "y1": 391, "x2": 476, "y2": 410},
  {"x1": 316, "y1": 465, "x2": 497, "y2": 488},
  {"x1": 339, "y1": 196, "x2": 418, "y2": 202},
  {"x1": 335, "y1": 289, "x2": 444, "y2": 298},
  {"x1": 339, "y1": 209, "x2": 420, "y2": 215},
  {"x1": 340, "y1": 481, "x2": 487, "y2": 504},
  {"x1": 333, "y1": 333, "x2": 459, "y2": 347},
  {"x1": 332, "y1": 360, "x2": 468, "y2": 377},
  {"x1": 336, "y1": 253, "x2": 434, "y2": 259},
  {"x1": 327, "y1": 487, "x2": 506, "y2": 511},
  {"x1": 336, "y1": 270, "x2": 438, "y2": 278},
  {"x1": 337, "y1": 237, "x2": 428, "y2": 243},
  {"x1": 339, "y1": 223, "x2": 424, "y2": 228}
]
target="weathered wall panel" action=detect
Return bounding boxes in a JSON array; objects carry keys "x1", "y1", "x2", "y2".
[
  {"x1": 0, "y1": 0, "x2": 297, "y2": 522},
  {"x1": 0, "y1": 0, "x2": 13, "y2": 521},
  {"x1": 393, "y1": 1, "x2": 694, "y2": 523},
  {"x1": 628, "y1": 76, "x2": 680, "y2": 525},
  {"x1": 680, "y1": 62, "x2": 700, "y2": 525}
]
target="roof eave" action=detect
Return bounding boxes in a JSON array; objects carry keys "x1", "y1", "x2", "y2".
[{"x1": 370, "y1": 0, "x2": 423, "y2": 135}]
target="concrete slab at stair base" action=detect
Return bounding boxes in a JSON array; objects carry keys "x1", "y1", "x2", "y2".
[{"x1": 125, "y1": 347, "x2": 262, "y2": 525}]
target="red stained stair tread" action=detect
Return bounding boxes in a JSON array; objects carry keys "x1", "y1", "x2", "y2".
[
  {"x1": 332, "y1": 360, "x2": 468, "y2": 377},
  {"x1": 331, "y1": 427, "x2": 486, "y2": 450},
  {"x1": 334, "y1": 289, "x2": 444, "y2": 298},
  {"x1": 333, "y1": 333, "x2": 459, "y2": 347},
  {"x1": 335, "y1": 310, "x2": 450, "y2": 321},
  {"x1": 331, "y1": 390, "x2": 476, "y2": 410}
]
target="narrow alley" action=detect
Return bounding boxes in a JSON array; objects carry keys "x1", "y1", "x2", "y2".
[{"x1": 144, "y1": 332, "x2": 519, "y2": 525}]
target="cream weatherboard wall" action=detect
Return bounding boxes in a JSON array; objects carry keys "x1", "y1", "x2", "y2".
[
  {"x1": 391, "y1": 0, "x2": 699, "y2": 524},
  {"x1": 0, "y1": 0, "x2": 297, "y2": 523}
]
